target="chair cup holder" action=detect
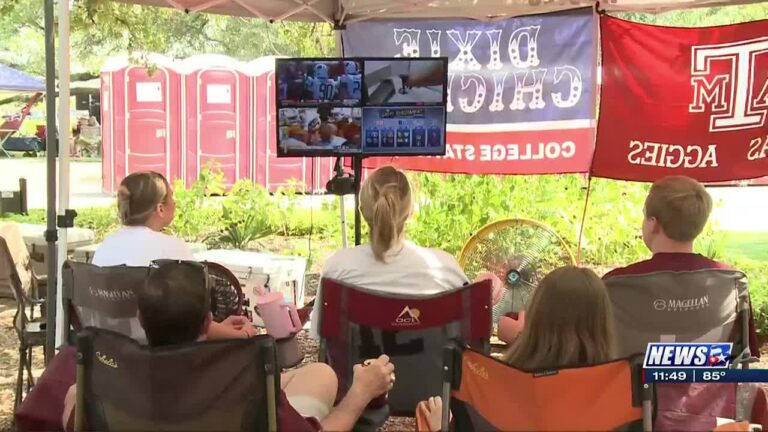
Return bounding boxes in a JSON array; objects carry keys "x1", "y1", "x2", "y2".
[{"x1": 276, "y1": 334, "x2": 303, "y2": 370}]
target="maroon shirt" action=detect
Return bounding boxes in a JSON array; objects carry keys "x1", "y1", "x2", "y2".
[
  {"x1": 15, "y1": 347, "x2": 322, "y2": 432},
  {"x1": 604, "y1": 252, "x2": 759, "y2": 358}
]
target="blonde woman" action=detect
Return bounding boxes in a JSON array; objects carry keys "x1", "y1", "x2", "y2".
[
  {"x1": 419, "y1": 266, "x2": 618, "y2": 431},
  {"x1": 310, "y1": 165, "x2": 468, "y2": 338},
  {"x1": 93, "y1": 171, "x2": 255, "y2": 340}
]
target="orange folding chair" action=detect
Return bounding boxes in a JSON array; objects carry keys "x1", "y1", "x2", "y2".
[{"x1": 433, "y1": 345, "x2": 653, "y2": 432}]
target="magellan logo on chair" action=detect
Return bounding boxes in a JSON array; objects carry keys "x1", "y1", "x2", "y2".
[{"x1": 393, "y1": 306, "x2": 421, "y2": 326}]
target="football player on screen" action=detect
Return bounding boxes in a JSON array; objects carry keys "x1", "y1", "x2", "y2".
[
  {"x1": 339, "y1": 61, "x2": 362, "y2": 101},
  {"x1": 305, "y1": 63, "x2": 338, "y2": 102}
]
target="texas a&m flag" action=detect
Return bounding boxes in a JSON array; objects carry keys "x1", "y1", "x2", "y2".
[{"x1": 592, "y1": 16, "x2": 768, "y2": 183}]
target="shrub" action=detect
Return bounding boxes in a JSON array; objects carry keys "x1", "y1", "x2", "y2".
[{"x1": 730, "y1": 258, "x2": 768, "y2": 339}]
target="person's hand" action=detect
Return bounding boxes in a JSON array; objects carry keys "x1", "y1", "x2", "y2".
[
  {"x1": 222, "y1": 315, "x2": 257, "y2": 338},
  {"x1": 475, "y1": 272, "x2": 504, "y2": 305},
  {"x1": 350, "y1": 355, "x2": 395, "y2": 402},
  {"x1": 497, "y1": 311, "x2": 525, "y2": 344},
  {"x1": 418, "y1": 396, "x2": 445, "y2": 432}
]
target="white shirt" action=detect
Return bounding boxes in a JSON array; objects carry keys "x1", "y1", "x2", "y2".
[
  {"x1": 309, "y1": 240, "x2": 468, "y2": 338},
  {"x1": 92, "y1": 225, "x2": 194, "y2": 267}
]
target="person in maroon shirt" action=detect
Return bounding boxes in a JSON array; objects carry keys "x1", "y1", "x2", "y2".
[
  {"x1": 17, "y1": 262, "x2": 394, "y2": 432},
  {"x1": 604, "y1": 175, "x2": 759, "y2": 357}
]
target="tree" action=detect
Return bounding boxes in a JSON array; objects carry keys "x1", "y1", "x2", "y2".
[
  {"x1": 74, "y1": 0, "x2": 335, "y2": 61},
  {"x1": 618, "y1": 3, "x2": 768, "y2": 26},
  {"x1": 0, "y1": 0, "x2": 335, "y2": 81}
]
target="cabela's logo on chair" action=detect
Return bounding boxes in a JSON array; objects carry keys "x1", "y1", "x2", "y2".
[
  {"x1": 96, "y1": 351, "x2": 118, "y2": 368},
  {"x1": 466, "y1": 359, "x2": 489, "y2": 380},
  {"x1": 393, "y1": 306, "x2": 421, "y2": 326}
]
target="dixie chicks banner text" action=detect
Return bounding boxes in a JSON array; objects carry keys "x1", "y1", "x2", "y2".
[
  {"x1": 342, "y1": 9, "x2": 597, "y2": 175},
  {"x1": 592, "y1": 15, "x2": 768, "y2": 183}
]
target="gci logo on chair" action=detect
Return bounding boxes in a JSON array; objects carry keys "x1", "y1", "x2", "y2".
[{"x1": 393, "y1": 306, "x2": 421, "y2": 326}]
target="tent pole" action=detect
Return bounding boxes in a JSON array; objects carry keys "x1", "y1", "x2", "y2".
[
  {"x1": 56, "y1": 0, "x2": 72, "y2": 348},
  {"x1": 43, "y1": 0, "x2": 58, "y2": 364}
]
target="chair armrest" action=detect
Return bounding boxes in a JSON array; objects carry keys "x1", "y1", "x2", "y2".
[
  {"x1": 22, "y1": 293, "x2": 45, "y2": 306},
  {"x1": 29, "y1": 250, "x2": 45, "y2": 262}
]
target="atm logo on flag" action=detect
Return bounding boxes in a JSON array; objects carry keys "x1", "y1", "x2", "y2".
[{"x1": 689, "y1": 37, "x2": 768, "y2": 133}]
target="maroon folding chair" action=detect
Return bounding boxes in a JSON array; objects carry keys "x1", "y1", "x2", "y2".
[{"x1": 317, "y1": 279, "x2": 492, "y2": 421}]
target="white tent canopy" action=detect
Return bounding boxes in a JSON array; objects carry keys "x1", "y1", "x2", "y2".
[
  {"x1": 114, "y1": 0, "x2": 762, "y2": 23},
  {"x1": 44, "y1": 0, "x2": 765, "y2": 352}
]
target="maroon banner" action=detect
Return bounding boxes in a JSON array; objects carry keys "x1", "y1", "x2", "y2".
[{"x1": 592, "y1": 16, "x2": 768, "y2": 183}]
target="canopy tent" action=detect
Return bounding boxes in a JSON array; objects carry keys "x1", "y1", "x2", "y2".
[
  {"x1": 0, "y1": 64, "x2": 45, "y2": 95},
  {"x1": 110, "y1": 0, "x2": 763, "y2": 23},
  {"x1": 41, "y1": 0, "x2": 767, "y2": 357}
]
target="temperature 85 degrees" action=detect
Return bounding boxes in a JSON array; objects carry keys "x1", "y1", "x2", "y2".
[{"x1": 702, "y1": 371, "x2": 727, "y2": 381}]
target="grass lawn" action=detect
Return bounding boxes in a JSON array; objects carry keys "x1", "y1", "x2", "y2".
[{"x1": 723, "y1": 231, "x2": 768, "y2": 262}]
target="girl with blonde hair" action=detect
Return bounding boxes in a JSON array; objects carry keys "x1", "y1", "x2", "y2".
[
  {"x1": 419, "y1": 266, "x2": 617, "y2": 431},
  {"x1": 310, "y1": 165, "x2": 468, "y2": 338},
  {"x1": 93, "y1": 171, "x2": 255, "y2": 340}
]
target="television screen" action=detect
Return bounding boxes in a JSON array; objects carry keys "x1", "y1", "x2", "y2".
[
  {"x1": 362, "y1": 106, "x2": 446, "y2": 155},
  {"x1": 277, "y1": 107, "x2": 362, "y2": 156},
  {"x1": 275, "y1": 57, "x2": 447, "y2": 158},
  {"x1": 277, "y1": 59, "x2": 363, "y2": 106},
  {"x1": 363, "y1": 59, "x2": 446, "y2": 105}
]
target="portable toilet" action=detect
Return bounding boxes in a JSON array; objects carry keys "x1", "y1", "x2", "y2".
[{"x1": 100, "y1": 54, "x2": 183, "y2": 193}]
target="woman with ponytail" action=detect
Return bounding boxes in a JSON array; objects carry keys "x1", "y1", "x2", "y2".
[
  {"x1": 310, "y1": 166, "x2": 467, "y2": 338},
  {"x1": 93, "y1": 171, "x2": 256, "y2": 340}
]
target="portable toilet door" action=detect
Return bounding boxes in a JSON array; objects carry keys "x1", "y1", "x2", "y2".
[
  {"x1": 251, "y1": 57, "x2": 309, "y2": 193},
  {"x1": 125, "y1": 65, "x2": 180, "y2": 183},
  {"x1": 100, "y1": 55, "x2": 181, "y2": 192},
  {"x1": 182, "y1": 55, "x2": 252, "y2": 190}
]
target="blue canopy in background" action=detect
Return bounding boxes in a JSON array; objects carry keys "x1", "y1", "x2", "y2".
[{"x1": 0, "y1": 63, "x2": 45, "y2": 92}]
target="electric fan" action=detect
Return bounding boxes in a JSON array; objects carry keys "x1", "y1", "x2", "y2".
[{"x1": 459, "y1": 218, "x2": 576, "y2": 324}]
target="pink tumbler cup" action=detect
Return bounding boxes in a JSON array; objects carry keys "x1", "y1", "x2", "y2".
[{"x1": 256, "y1": 291, "x2": 302, "y2": 340}]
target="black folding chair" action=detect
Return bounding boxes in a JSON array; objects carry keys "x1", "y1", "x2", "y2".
[{"x1": 74, "y1": 327, "x2": 280, "y2": 432}]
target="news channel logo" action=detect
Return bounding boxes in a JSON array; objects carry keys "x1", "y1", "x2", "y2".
[{"x1": 643, "y1": 343, "x2": 732, "y2": 369}]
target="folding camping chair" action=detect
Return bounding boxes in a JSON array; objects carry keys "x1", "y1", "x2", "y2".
[
  {"x1": 62, "y1": 260, "x2": 247, "y2": 344},
  {"x1": 0, "y1": 118, "x2": 20, "y2": 157},
  {"x1": 0, "y1": 236, "x2": 46, "y2": 410},
  {"x1": 606, "y1": 268, "x2": 754, "y2": 363},
  {"x1": 62, "y1": 260, "x2": 148, "y2": 343},
  {"x1": 317, "y1": 279, "x2": 492, "y2": 424},
  {"x1": 431, "y1": 345, "x2": 653, "y2": 432},
  {"x1": 606, "y1": 269, "x2": 755, "y2": 427},
  {"x1": 73, "y1": 327, "x2": 280, "y2": 432}
]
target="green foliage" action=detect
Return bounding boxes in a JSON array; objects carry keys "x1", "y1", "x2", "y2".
[
  {"x1": 213, "y1": 180, "x2": 275, "y2": 249},
  {"x1": 731, "y1": 258, "x2": 768, "y2": 338},
  {"x1": 169, "y1": 169, "x2": 224, "y2": 243},
  {"x1": 71, "y1": 205, "x2": 120, "y2": 241},
  {"x1": 408, "y1": 173, "x2": 645, "y2": 265},
  {"x1": 619, "y1": 4, "x2": 768, "y2": 27}
]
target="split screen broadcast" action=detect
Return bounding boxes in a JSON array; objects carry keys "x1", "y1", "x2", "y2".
[{"x1": 276, "y1": 58, "x2": 448, "y2": 157}]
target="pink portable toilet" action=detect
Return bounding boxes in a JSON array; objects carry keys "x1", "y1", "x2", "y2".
[
  {"x1": 251, "y1": 57, "x2": 305, "y2": 192},
  {"x1": 250, "y1": 57, "x2": 342, "y2": 193},
  {"x1": 181, "y1": 55, "x2": 252, "y2": 190},
  {"x1": 101, "y1": 54, "x2": 183, "y2": 193}
]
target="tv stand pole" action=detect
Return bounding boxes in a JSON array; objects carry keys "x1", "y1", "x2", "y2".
[{"x1": 352, "y1": 155, "x2": 364, "y2": 246}]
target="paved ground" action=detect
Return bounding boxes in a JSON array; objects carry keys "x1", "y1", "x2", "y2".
[
  {"x1": 0, "y1": 158, "x2": 112, "y2": 210},
  {"x1": 0, "y1": 157, "x2": 766, "y2": 232}
]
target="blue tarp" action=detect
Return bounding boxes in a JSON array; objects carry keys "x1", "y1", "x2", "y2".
[{"x1": 0, "y1": 64, "x2": 45, "y2": 92}]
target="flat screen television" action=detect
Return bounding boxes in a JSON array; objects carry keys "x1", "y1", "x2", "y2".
[{"x1": 275, "y1": 57, "x2": 448, "y2": 158}]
